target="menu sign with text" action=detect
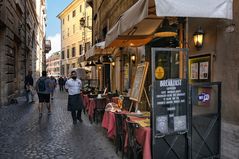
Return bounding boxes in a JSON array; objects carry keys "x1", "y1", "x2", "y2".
[
  {"x1": 156, "y1": 79, "x2": 186, "y2": 105},
  {"x1": 154, "y1": 79, "x2": 187, "y2": 134}
]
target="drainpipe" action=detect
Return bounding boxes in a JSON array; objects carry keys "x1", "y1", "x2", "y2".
[{"x1": 24, "y1": 0, "x2": 27, "y2": 75}]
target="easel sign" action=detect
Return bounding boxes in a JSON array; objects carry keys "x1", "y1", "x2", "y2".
[{"x1": 129, "y1": 62, "x2": 149, "y2": 111}]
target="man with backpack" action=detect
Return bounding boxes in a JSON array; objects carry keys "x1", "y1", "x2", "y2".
[{"x1": 35, "y1": 71, "x2": 52, "y2": 118}]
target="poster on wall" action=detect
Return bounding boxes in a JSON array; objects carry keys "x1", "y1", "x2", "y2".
[
  {"x1": 189, "y1": 55, "x2": 211, "y2": 83},
  {"x1": 199, "y1": 62, "x2": 209, "y2": 80},
  {"x1": 190, "y1": 63, "x2": 198, "y2": 79}
]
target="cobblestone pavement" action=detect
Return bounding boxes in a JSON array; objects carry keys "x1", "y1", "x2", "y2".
[{"x1": 0, "y1": 90, "x2": 120, "y2": 159}]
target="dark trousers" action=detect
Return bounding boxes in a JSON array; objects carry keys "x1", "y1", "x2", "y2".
[
  {"x1": 59, "y1": 85, "x2": 64, "y2": 91},
  {"x1": 71, "y1": 109, "x2": 82, "y2": 121}
]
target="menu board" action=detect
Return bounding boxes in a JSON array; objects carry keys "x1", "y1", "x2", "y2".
[
  {"x1": 130, "y1": 62, "x2": 149, "y2": 102},
  {"x1": 154, "y1": 79, "x2": 187, "y2": 134},
  {"x1": 156, "y1": 79, "x2": 186, "y2": 105}
]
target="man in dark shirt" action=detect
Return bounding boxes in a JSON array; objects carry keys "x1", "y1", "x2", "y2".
[
  {"x1": 24, "y1": 70, "x2": 34, "y2": 103},
  {"x1": 58, "y1": 76, "x2": 64, "y2": 91}
]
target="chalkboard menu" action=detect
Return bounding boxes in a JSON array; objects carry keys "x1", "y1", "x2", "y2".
[
  {"x1": 130, "y1": 62, "x2": 149, "y2": 102},
  {"x1": 153, "y1": 79, "x2": 187, "y2": 135}
]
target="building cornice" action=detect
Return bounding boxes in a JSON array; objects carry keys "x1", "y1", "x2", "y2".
[{"x1": 57, "y1": 0, "x2": 83, "y2": 19}]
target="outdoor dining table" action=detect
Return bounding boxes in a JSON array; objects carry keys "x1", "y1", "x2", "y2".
[
  {"x1": 102, "y1": 110, "x2": 129, "y2": 139},
  {"x1": 102, "y1": 111, "x2": 116, "y2": 139},
  {"x1": 125, "y1": 116, "x2": 151, "y2": 159},
  {"x1": 102, "y1": 110, "x2": 151, "y2": 159}
]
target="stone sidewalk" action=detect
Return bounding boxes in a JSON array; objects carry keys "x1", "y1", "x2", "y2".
[{"x1": 0, "y1": 90, "x2": 120, "y2": 159}]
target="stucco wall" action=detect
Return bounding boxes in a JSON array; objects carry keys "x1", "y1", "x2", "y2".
[{"x1": 188, "y1": 1, "x2": 239, "y2": 158}]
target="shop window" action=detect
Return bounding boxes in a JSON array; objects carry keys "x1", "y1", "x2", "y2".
[
  {"x1": 80, "y1": 5, "x2": 82, "y2": 12},
  {"x1": 61, "y1": 65, "x2": 65, "y2": 75},
  {"x1": 85, "y1": 42, "x2": 90, "y2": 52},
  {"x1": 73, "y1": 25, "x2": 75, "y2": 33},
  {"x1": 67, "y1": 49, "x2": 69, "y2": 58},
  {"x1": 102, "y1": 26, "x2": 107, "y2": 40},
  {"x1": 79, "y1": 45, "x2": 83, "y2": 55},
  {"x1": 67, "y1": 64, "x2": 70, "y2": 75},
  {"x1": 87, "y1": 16, "x2": 90, "y2": 26},
  {"x1": 72, "y1": 47, "x2": 76, "y2": 57},
  {"x1": 72, "y1": 10, "x2": 76, "y2": 17}
]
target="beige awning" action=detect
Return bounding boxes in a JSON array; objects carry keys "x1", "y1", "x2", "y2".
[
  {"x1": 105, "y1": 0, "x2": 233, "y2": 48},
  {"x1": 105, "y1": 0, "x2": 161, "y2": 47},
  {"x1": 85, "y1": 41, "x2": 114, "y2": 61}
]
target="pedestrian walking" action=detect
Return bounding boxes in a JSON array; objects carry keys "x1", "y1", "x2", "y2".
[
  {"x1": 49, "y1": 76, "x2": 57, "y2": 100},
  {"x1": 65, "y1": 71, "x2": 84, "y2": 124},
  {"x1": 24, "y1": 70, "x2": 34, "y2": 103},
  {"x1": 35, "y1": 71, "x2": 52, "y2": 118},
  {"x1": 58, "y1": 76, "x2": 64, "y2": 91}
]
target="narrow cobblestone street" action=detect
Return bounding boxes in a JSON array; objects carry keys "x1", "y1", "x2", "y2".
[{"x1": 0, "y1": 89, "x2": 120, "y2": 159}]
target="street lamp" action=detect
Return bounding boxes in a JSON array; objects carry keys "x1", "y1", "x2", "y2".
[{"x1": 80, "y1": 17, "x2": 92, "y2": 30}]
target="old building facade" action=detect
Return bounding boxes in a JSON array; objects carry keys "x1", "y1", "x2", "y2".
[
  {"x1": 0, "y1": 0, "x2": 48, "y2": 105},
  {"x1": 89, "y1": 0, "x2": 137, "y2": 92},
  {"x1": 58, "y1": 0, "x2": 92, "y2": 77},
  {"x1": 35, "y1": 0, "x2": 48, "y2": 79},
  {"x1": 91, "y1": 0, "x2": 239, "y2": 158},
  {"x1": 46, "y1": 51, "x2": 61, "y2": 77}
]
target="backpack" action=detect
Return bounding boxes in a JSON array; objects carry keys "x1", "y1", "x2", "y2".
[{"x1": 38, "y1": 78, "x2": 46, "y2": 92}]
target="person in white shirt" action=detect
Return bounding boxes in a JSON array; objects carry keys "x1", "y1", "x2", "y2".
[{"x1": 65, "y1": 71, "x2": 84, "y2": 124}]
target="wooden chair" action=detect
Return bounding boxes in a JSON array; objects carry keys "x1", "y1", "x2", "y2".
[
  {"x1": 94, "y1": 97, "x2": 107, "y2": 123},
  {"x1": 115, "y1": 113, "x2": 127, "y2": 158},
  {"x1": 126, "y1": 121, "x2": 143, "y2": 159}
]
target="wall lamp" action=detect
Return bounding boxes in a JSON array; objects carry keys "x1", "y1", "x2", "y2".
[
  {"x1": 193, "y1": 27, "x2": 204, "y2": 50},
  {"x1": 112, "y1": 62, "x2": 115, "y2": 67},
  {"x1": 80, "y1": 17, "x2": 92, "y2": 30},
  {"x1": 131, "y1": 55, "x2": 136, "y2": 64}
]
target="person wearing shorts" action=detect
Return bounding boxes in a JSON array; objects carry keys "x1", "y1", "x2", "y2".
[{"x1": 35, "y1": 71, "x2": 51, "y2": 118}]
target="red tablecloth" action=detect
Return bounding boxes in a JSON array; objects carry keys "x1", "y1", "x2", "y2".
[
  {"x1": 82, "y1": 95, "x2": 89, "y2": 110},
  {"x1": 102, "y1": 111, "x2": 116, "y2": 139},
  {"x1": 125, "y1": 116, "x2": 151, "y2": 159},
  {"x1": 87, "y1": 99, "x2": 96, "y2": 120},
  {"x1": 102, "y1": 110, "x2": 129, "y2": 139}
]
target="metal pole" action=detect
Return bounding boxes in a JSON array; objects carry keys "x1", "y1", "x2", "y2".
[{"x1": 24, "y1": 0, "x2": 27, "y2": 75}]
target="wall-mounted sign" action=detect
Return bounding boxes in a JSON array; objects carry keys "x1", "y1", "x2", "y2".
[
  {"x1": 189, "y1": 55, "x2": 211, "y2": 83},
  {"x1": 197, "y1": 87, "x2": 211, "y2": 106},
  {"x1": 155, "y1": 66, "x2": 165, "y2": 80}
]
